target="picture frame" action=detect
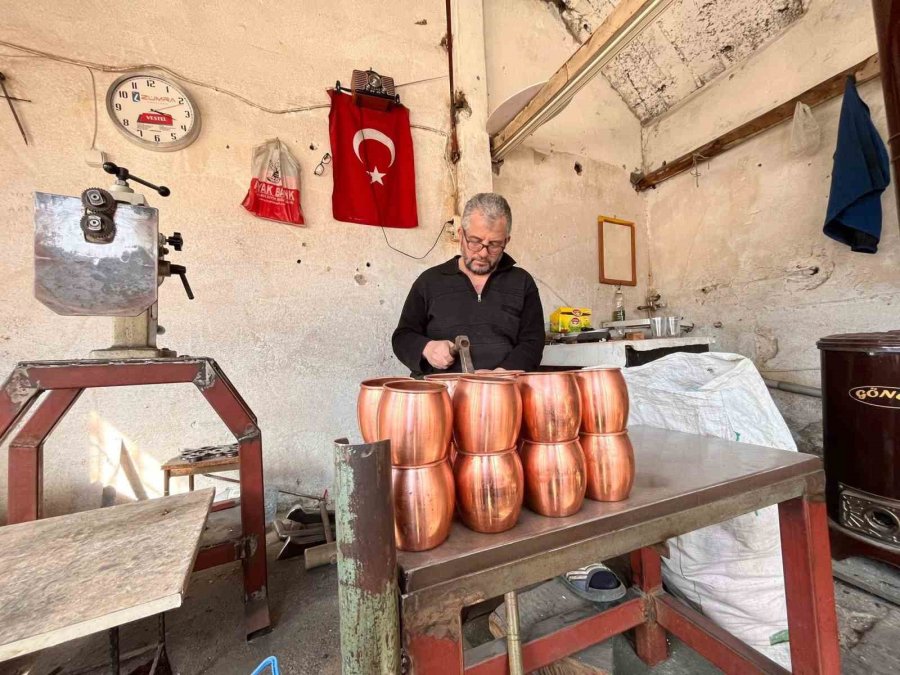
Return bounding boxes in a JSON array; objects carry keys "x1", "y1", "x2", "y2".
[{"x1": 598, "y1": 216, "x2": 637, "y2": 286}]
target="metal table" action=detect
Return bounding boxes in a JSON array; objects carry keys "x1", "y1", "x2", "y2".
[{"x1": 396, "y1": 426, "x2": 839, "y2": 674}]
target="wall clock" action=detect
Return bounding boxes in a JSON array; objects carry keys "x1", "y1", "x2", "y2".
[{"x1": 105, "y1": 74, "x2": 201, "y2": 151}]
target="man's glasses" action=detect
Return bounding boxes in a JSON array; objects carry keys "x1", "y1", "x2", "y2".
[
  {"x1": 313, "y1": 152, "x2": 332, "y2": 176},
  {"x1": 463, "y1": 232, "x2": 506, "y2": 255}
]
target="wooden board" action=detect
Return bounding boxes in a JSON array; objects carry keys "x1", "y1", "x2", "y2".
[{"x1": 0, "y1": 489, "x2": 213, "y2": 661}]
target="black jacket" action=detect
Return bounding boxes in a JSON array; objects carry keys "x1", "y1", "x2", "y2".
[{"x1": 392, "y1": 254, "x2": 545, "y2": 376}]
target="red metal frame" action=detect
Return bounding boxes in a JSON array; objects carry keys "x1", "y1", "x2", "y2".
[
  {"x1": 0, "y1": 358, "x2": 270, "y2": 639},
  {"x1": 403, "y1": 492, "x2": 840, "y2": 674}
]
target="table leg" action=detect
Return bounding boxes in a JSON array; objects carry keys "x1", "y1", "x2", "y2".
[
  {"x1": 238, "y1": 435, "x2": 271, "y2": 639},
  {"x1": 631, "y1": 547, "x2": 668, "y2": 666},
  {"x1": 401, "y1": 594, "x2": 465, "y2": 675},
  {"x1": 779, "y1": 496, "x2": 841, "y2": 674}
]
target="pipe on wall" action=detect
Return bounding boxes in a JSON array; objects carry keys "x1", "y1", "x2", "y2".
[
  {"x1": 871, "y1": 0, "x2": 900, "y2": 227},
  {"x1": 764, "y1": 378, "x2": 822, "y2": 399}
]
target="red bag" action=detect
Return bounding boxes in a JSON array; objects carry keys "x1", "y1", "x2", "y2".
[
  {"x1": 241, "y1": 138, "x2": 305, "y2": 226},
  {"x1": 328, "y1": 89, "x2": 418, "y2": 228}
]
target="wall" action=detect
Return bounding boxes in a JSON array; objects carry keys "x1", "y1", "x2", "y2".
[
  {"x1": 484, "y1": 0, "x2": 649, "y2": 319},
  {"x1": 0, "y1": 0, "x2": 460, "y2": 517},
  {"x1": 642, "y1": 0, "x2": 899, "y2": 453}
]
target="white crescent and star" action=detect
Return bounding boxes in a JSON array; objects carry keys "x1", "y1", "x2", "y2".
[{"x1": 352, "y1": 128, "x2": 395, "y2": 185}]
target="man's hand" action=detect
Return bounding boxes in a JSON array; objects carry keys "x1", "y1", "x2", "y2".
[{"x1": 423, "y1": 340, "x2": 456, "y2": 369}]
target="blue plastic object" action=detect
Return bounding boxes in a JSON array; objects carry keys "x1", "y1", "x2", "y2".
[{"x1": 251, "y1": 656, "x2": 280, "y2": 675}]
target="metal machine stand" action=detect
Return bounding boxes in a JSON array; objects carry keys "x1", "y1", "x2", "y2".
[{"x1": 0, "y1": 357, "x2": 271, "y2": 639}]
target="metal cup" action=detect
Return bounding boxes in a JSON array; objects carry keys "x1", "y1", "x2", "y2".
[
  {"x1": 649, "y1": 317, "x2": 665, "y2": 338},
  {"x1": 666, "y1": 316, "x2": 681, "y2": 337}
]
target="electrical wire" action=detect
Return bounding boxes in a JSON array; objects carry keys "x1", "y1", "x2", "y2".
[
  {"x1": 85, "y1": 66, "x2": 97, "y2": 150},
  {"x1": 381, "y1": 222, "x2": 445, "y2": 260}
]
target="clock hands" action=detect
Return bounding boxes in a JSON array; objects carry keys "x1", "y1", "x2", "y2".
[{"x1": 150, "y1": 102, "x2": 185, "y2": 113}]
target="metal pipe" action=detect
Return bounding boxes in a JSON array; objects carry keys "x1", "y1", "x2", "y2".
[
  {"x1": 491, "y1": 0, "x2": 675, "y2": 161},
  {"x1": 504, "y1": 591, "x2": 525, "y2": 675},
  {"x1": 764, "y1": 378, "x2": 822, "y2": 399},
  {"x1": 334, "y1": 437, "x2": 399, "y2": 675},
  {"x1": 871, "y1": 0, "x2": 900, "y2": 227}
]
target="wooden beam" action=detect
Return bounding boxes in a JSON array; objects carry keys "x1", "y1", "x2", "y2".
[
  {"x1": 490, "y1": 0, "x2": 674, "y2": 161},
  {"x1": 632, "y1": 54, "x2": 881, "y2": 191}
]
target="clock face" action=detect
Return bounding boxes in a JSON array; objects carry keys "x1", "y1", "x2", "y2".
[{"x1": 105, "y1": 74, "x2": 201, "y2": 151}]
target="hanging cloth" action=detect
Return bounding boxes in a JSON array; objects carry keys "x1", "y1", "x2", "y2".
[{"x1": 823, "y1": 76, "x2": 891, "y2": 253}]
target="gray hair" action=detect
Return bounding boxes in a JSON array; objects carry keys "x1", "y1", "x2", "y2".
[{"x1": 461, "y1": 193, "x2": 512, "y2": 234}]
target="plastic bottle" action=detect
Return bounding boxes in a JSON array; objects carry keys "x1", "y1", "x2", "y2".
[{"x1": 613, "y1": 286, "x2": 625, "y2": 322}]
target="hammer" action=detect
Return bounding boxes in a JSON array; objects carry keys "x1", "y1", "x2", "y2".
[{"x1": 450, "y1": 335, "x2": 474, "y2": 374}]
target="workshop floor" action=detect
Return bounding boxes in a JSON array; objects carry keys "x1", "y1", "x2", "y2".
[{"x1": 10, "y1": 542, "x2": 900, "y2": 675}]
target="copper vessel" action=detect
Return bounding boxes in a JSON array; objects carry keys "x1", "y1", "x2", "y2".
[
  {"x1": 357, "y1": 376, "x2": 412, "y2": 443},
  {"x1": 474, "y1": 369, "x2": 525, "y2": 379},
  {"x1": 378, "y1": 380, "x2": 452, "y2": 466},
  {"x1": 453, "y1": 376, "x2": 522, "y2": 454},
  {"x1": 454, "y1": 447, "x2": 524, "y2": 533},
  {"x1": 520, "y1": 439, "x2": 587, "y2": 517},
  {"x1": 518, "y1": 372, "x2": 582, "y2": 443},
  {"x1": 392, "y1": 459, "x2": 455, "y2": 551},
  {"x1": 580, "y1": 431, "x2": 634, "y2": 502},
  {"x1": 424, "y1": 373, "x2": 462, "y2": 399},
  {"x1": 574, "y1": 367, "x2": 629, "y2": 434}
]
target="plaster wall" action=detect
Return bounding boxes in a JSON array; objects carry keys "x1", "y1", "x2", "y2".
[{"x1": 0, "y1": 0, "x2": 463, "y2": 517}]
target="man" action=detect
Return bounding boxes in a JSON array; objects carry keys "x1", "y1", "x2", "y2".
[{"x1": 392, "y1": 193, "x2": 545, "y2": 375}]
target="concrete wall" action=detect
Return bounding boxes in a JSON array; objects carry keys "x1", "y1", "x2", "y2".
[
  {"x1": 0, "y1": 0, "x2": 461, "y2": 516},
  {"x1": 642, "y1": 0, "x2": 899, "y2": 453}
]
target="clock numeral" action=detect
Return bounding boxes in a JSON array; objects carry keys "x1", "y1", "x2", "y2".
[
  {"x1": 114, "y1": 103, "x2": 122, "y2": 111},
  {"x1": 131, "y1": 82, "x2": 138, "y2": 90},
  {"x1": 171, "y1": 133, "x2": 178, "y2": 140},
  {"x1": 154, "y1": 134, "x2": 161, "y2": 142},
  {"x1": 146, "y1": 79, "x2": 155, "y2": 87},
  {"x1": 185, "y1": 110, "x2": 191, "y2": 118},
  {"x1": 123, "y1": 119, "x2": 129, "y2": 127},
  {"x1": 166, "y1": 86, "x2": 170, "y2": 93},
  {"x1": 181, "y1": 124, "x2": 187, "y2": 131},
  {"x1": 138, "y1": 130, "x2": 143, "y2": 137},
  {"x1": 118, "y1": 91, "x2": 128, "y2": 99},
  {"x1": 178, "y1": 97, "x2": 184, "y2": 104}
]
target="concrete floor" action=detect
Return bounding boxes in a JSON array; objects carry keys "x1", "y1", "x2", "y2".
[{"x1": 8, "y1": 541, "x2": 900, "y2": 675}]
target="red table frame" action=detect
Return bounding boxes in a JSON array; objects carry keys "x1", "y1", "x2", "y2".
[{"x1": 0, "y1": 357, "x2": 270, "y2": 639}]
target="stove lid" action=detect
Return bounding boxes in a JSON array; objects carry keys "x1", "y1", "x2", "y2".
[{"x1": 817, "y1": 330, "x2": 900, "y2": 352}]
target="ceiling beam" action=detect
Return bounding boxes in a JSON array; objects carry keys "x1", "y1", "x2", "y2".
[{"x1": 489, "y1": 0, "x2": 675, "y2": 162}]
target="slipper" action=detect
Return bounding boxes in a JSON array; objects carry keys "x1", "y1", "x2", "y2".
[{"x1": 561, "y1": 563, "x2": 626, "y2": 603}]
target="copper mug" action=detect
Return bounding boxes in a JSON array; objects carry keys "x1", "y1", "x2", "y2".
[
  {"x1": 392, "y1": 458, "x2": 455, "y2": 551},
  {"x1": 580, "y1": 431, "x2": 635, "y2": 502},
  {"x1": 454, "y1": 447, "x2": 524, "y2": 533},
  {"x1": 378, "y1": 380, "x2": 452, "y2": 466},
  {"x1": 453, "y1": 376, "x2": 522, "y2": 454},
  {"x1": 357, "y1": 376, "x2": 412, "y2": 443},
  {"x1": 520, "y1": 439, "x2": 587, "y2": 517},
  {"x1": 518, "y1": 371, "x2": 582, "y2": 443},
  {"x1": 574, "y1": 367, "x2": 628, "y2": 434}
]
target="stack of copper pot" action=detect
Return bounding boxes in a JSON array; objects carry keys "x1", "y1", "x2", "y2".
[
  {"x1": 451, "y1": 375, "x2": 525, "y2": 533},
  {"x1": 357, "y1": 377, "x2": 455, "y2": 552},
  {"x1": 573, "y1": 367, "x2": 634, "y2": 501}
]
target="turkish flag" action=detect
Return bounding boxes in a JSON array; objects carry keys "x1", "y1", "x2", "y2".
[{"x1": 328, "y1": 90, "x2": 418, "y2": 228}]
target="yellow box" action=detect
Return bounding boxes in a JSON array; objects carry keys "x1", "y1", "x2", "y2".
[{"x1": 550, "y1": 306, "x2": 592, "y2": 333}]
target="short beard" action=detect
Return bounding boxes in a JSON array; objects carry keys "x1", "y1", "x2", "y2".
[{"x1": 463, "y1": 252, "x2": 499, "y2": 276}]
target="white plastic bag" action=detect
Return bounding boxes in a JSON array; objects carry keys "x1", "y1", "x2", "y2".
[
  {"x1": 622, "y1": 352, "x2": 795, "y2": 668},
  {"x1": 241, "y1": 138, "x2": 305, "y2": 225},
  {"x1": 788, "y1": 101, "x2": 821, "y2": 157}
]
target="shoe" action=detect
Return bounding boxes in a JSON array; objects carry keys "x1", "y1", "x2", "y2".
[{"x1": 560, "y1": 563, "x2": 626, "y2": 603}]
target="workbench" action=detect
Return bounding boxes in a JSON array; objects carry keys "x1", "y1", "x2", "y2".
[
  {"x1": 396, "y1": 426, "x2": 839, "y2": 674},
  {"x1": 0, "y1": 489, "x2": 212, "y2": 665}
]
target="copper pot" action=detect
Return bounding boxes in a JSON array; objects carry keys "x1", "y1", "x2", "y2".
[
  {"x1": 392, "y1": 459, "x2": 455, "y2": 551},
  {"x1": 453, "y1": 376, "x2": 522, "y2": 454},
  {"x1": 474, "y1": 369, "x2": 525, "y2": 380},
  {"x1": 378, "y1": 380, "x2": 452, "y2": 466},
  {"x1": 424, "y1": 373, "x2": 463, "y2": 399},
  {"x1": 580, "y1": 431, "x2": 635, "y2": 502},
  {"x1": 520, "y1": 439, "x2": 587, "y2": 517},
  {"x1": 574, "y1": 367, "x2": 628, "y2": 434},
  {"x1": 518, "y1": 372, "x2": 582, "y2": 443},
  {"x1": 357, "y1": 376, "x2": 412, "y2": 443},
  {"x1": 454, "y1": 447, "x2": 524, "y2": 533}
]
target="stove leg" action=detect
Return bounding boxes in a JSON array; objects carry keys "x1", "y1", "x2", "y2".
[
  {"x1": 779, "y1": 496, "x2": 841, "y2": 674},
  {"x1": 401, "y1": 594, "x2": 464, "y2": 675},
  {"x1": 631, "y1": 547, "x2": 668, "y2": 666}
]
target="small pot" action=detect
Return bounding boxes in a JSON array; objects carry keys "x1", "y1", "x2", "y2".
[
  {"x1": 392, "y1": 459, "x2": 455, "y2": 552},
  {"x1": 454, "y1": 447, "x2": 524, "y2": 533},
  {"x1": 520, "y1": 439, "x2": 587, "y2": 517},
  {"x1": 574, "y1": 367, "x2": 628, "y2": 434},
  {"x1": 518, "y1": 371, "x2": 582, "y2": 442},
  {"x1": 378, "y1": 380, "x2": 452, "y2": 466},
  {"x1": 453, "y1": 375, "x2": 522, "y2": 454},
  {"x1": 580, "y1": 431, "x2": 635, "y2": 502},
  {"x1": 357, "y1": 376, "x2": 412, "y2": 443}
]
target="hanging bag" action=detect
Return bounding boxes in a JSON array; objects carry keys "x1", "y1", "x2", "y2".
[
  {"x1": 787, "y1": 101, "x2": 821, "y2": 157},
  {"x1": 241, "y1": 138, "x2": 305, "y2": 226}
]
